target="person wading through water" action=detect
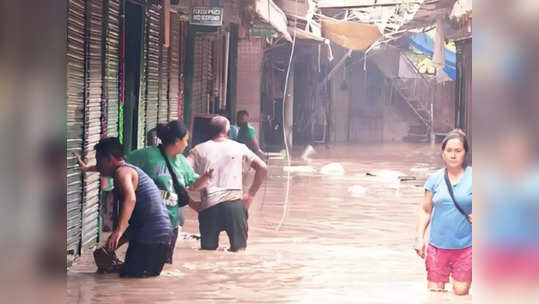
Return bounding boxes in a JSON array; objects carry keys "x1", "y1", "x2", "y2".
[
  {"x1": 78, "y1": 137, "x2": 172, "y2": 277},
  {"x1": 230, "y1": 110, "x2": 264, "y2": 158},
  {"x1": 125, "y1": 120, "x2": 213, "y2": 263},
  {"x1": 187, "y1": 116, "x2": 267, "y2": 251},
  {"x1": 415, "y1": 129, "x2": 473, "y2": 295}
]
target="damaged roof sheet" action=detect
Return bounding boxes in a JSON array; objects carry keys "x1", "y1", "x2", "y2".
[{"x1": 316, "y1": 0, "x2": 426, "y2": 35}]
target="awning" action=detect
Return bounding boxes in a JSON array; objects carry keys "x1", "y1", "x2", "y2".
[
  {"x1": 254, "y1": 0, "x2": 292, "y2": 41},
  {"x1": 288, "y1": 26, "x2": 325, "y2": 42},
  {"x1": 321, "y1": 19, "x2": 382, "y2": 51}
]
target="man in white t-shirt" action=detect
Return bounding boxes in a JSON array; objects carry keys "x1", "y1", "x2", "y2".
[{"x1": 187, "y1": 116, "x2": 267, "y2": 251}]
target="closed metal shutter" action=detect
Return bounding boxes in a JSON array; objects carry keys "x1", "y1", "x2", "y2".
[
  {"x1": 144, "y1": 3, "x2": 160, "y2": 139},
  {"x1": 178, "y1": 21, "x2": 189, "y2": 118},
  {"x1": 103, "y1": 0, "x2": 121, "y2": 137},
  {"x1": 193, "y1": 34, "x2": 214, "y2": 114},
  {"x1": 158, "y1": 45, "x2": 170, "y2": 124},
  {"x1": 67, "y1": 0, "x2": 86, "y2": 256},
  {"x1": 168, "y1": 11, "x2": 180, "y2": 121},
  {"x1": 81, "y1": 0, "x2": 104, "y2": 251},
  {"x1": 158, "y1": 4, "x2": 169, "y2": 124}
]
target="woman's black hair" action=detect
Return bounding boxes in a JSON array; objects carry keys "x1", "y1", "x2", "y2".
[
  {"x1": 156, "y1": 120, "x2": 188, "y2": 146},
  {"x1": 441, "y1": 129, "x2": 469, "y2": 153},
  {"x1": 441, "y1": 129, "x2": 470, "y2": 167}
]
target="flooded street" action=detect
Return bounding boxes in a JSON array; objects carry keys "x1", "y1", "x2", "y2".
[{"x1": 68, "y1": 143, "x2": 472, "y2": 304}]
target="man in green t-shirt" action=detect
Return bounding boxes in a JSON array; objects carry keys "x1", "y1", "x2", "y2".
[{"x1": 230, "y1": 110, "x2": 264, "y2": 157}]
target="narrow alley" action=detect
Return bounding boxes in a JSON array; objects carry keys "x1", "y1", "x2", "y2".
[
  {"x1": 68, "y1": 143, "x2": 471, "y2": 304},
  {"x1": 65, "y1": 0, "x2": 473, "y2": 302}
]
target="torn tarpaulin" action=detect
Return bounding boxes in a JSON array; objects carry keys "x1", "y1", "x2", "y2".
[{"x1": 321, "y1": 19, "x2": 382, "y2": 51}]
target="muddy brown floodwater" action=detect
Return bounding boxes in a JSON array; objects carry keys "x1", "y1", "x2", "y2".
[{"x1": 68, "y1": 143, "x2": 472, "y2": 304}]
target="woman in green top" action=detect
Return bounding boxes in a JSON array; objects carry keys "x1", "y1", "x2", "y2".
[{"x1": 126, "y1": 120, "x2": 212, "y2": 264}]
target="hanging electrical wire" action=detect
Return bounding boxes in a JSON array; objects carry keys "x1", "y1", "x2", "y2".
[{"x1": 275, "y1": 0, "x2": 299, "y2": 232}]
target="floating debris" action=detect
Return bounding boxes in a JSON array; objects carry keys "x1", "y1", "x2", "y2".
[
  {"x1": 398, "y1": 176, "x2": 416, "y2": 182},
  {"x1": 267, "y1": 152, "x2": 285, "y2": 160},
  {"x1": 283, "y1": 166, "x2": 316, "y2": 173},
  {"x1": 347, "y1": 185, "x2": 367, "y2": 198},
  {"x1": 320, "y1": 163, "x2": 345, "y2": 176},
  {"x1": 366, "y1": 169, "x2": 405, "y2": 182}
]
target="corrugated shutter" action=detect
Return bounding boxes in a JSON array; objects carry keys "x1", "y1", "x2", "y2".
[
  {"x1": 212, "y1": 33, "x2": 226, "y2": 112},
  {"x1": 81, "y1": 0, "x2": 103, "y2": 251},
  {"x1": 67, "y1": 0, "x2": 86, "y2": 256},
  {"x1": 168, "y1": 11, "x2": 180, "y2": 121},
  {"x1": 159, "y1": 45, "x2": 170, "y2": 124},
  {"x1": 145, "y1": 4, "x2": 160, "y2": 139},
  {"x1": 104, "y1": 0, "x2": 121, "y2": 137},
  {"x1": 193, "y1": 34, "x2": 213, "y2": 114},
  {"x1": 178, "y1": 21, "x2": 189, "y2": 118},
  {"x1": 158, "y1": 4, "x2": 169, "y2": 124}
]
